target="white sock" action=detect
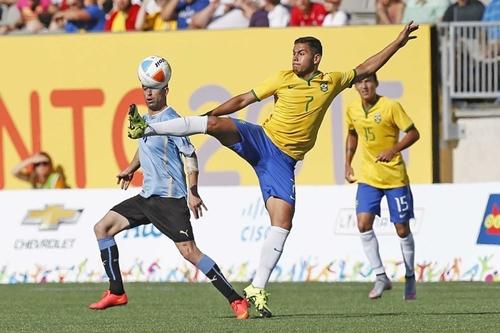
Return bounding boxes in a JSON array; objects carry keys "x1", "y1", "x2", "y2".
[
  {"x1": 400, "y1": 232, "x2": 415, "y2": 277},
  {"x1": 252, "y1": 226, "x2": 290, "y2": 289},
  {"x1": 360, "y1": 229, "x2": 385, "y2": 275},
  {"x1": 145, "y1": 116, "x2": 208, "y2": 137}
]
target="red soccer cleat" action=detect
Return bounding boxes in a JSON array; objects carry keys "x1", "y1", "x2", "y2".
[
  {"x1": 89, "y1": 290, "x2": 128, "y2": 310},
  {"x1": 230, "y1": 298, "x2": 249, "y2": 320}
]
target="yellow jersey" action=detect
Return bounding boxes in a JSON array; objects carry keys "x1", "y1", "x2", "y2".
[
  {"x1": 252, "y1": 69, "x2": 355, "y2": 160},
  {"x1": 346, "y1": 96, "x2": 414, "y2": 188}
]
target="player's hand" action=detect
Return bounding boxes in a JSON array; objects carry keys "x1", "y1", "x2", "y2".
[
  {"x1": 188, "y1": 185, "x2": 208, "y2": 219},
  {"x1": 116, "y1": 171, "x2": 134, "y2": 190},
  {"x1": 396, "y1": 21, "x2": 418, "y2": 48},
  {"x1": 345, "y1": 165, "x2": 357, "y2": 183},
  {"x1": 376, "y1": 149, "x2": 397, "y2": 163}
]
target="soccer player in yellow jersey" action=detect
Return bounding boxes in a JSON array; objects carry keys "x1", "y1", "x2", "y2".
[
  {"x1": 345, "y1": 74, "x2": 420, "y2": 301},
  {"x1": 128, "y1": 22, "x2": 418, "y2": 317}
]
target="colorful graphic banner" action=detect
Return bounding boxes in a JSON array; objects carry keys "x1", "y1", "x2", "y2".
[
  {"x1": 477, "y1": 194, "x2": 500, "y2": 245},
  {"x1": 1, "y1": 182, "x2": 499, "y2": 284},
  {"x1": 0, "y1": 26, "x2": 434, "y2": 189}
]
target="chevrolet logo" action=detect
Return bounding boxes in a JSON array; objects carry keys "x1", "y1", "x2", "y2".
[{"x1": 22, "y1": 205, "x2": 83, "y2": 231}]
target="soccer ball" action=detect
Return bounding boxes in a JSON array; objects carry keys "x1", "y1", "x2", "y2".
[{"x1": 137, "y1": 55, "x2": 172, "y2": 89}]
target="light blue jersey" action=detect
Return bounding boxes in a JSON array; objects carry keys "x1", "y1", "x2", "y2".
[{"x1": 139, "y1": 107, "x2": 195, "y2": 198}]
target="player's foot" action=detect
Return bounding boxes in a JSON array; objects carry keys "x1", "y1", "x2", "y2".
[
  {"x1": 127, "y1": 104, "x2": 148, "y2": 139},
  {"x1": 89, "y1": 290, "x2": 128, "y2": 310},
  {"x1": 243, "y1": 284, "x2": 272, "y2": 318},
  {"x1": 230, "y1": 298, "x2": 250, "y2": 320},
  {"x1": 369, "y1": 274, "x2": 392, "y2": 299},
  {"x1": 404, "y1": 275, "x2": 416, "y2": 300}
]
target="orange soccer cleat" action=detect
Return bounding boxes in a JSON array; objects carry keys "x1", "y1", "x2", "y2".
[
  {"x1": 89, "y1": 290, "x2": 128, "y2": 310},
  {"x1": 230, "y1": 298, "x2": 250, "y2": 320}
]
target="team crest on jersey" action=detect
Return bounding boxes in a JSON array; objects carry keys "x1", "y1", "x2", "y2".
[
  {"x1": 320, "y1": 82, "x2": 328, "y2": 92},
  {"x1": 374, "y1": 112, "x2": 382, "y2": 123}
]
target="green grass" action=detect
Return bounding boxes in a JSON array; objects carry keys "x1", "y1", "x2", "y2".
[{"x1": 1, "y1": 282, "x2": 499, "y2": 332}]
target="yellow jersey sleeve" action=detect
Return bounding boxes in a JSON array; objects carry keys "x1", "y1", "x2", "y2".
[
  {"x1": 328, "y1": 70, "x2": 356, "y2": 95},
  {"x1": 391, "y1": 102, "x2": 414, "y2": 132},
  {"x1": 252, "y1": 71, "x2": 285, "y2": 101}
]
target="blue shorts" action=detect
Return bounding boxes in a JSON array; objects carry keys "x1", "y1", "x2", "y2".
[
  {"x1": 356, "y1": 183, "x2": 414, "y2": 224},
  {"x1": 229, "y1": 119, "x2": 297, "y2": 207}
]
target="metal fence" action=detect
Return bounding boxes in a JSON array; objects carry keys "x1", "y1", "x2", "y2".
[
  {"x1": 438, "y1": 22, "x2": 500, "y2": 140},
  {"x1": 439, "y1": 22, "x2": 500, "y2": 98}
]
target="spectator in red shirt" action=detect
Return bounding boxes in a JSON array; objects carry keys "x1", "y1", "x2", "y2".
[
  {"x1": 105, "y1": 0, "x2": 140, "y2": 31},
  {"x1": 289, "y1": 0, "x2": 326, "y2": 26}
]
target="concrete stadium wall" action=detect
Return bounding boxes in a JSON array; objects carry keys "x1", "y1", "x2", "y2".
[{"x1": 453, "y1": 117, "x2": 500, "y2": 182}]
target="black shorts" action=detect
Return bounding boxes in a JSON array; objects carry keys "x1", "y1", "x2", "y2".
[{"x1": 111, "y1": 195, "x2": 193, "y2": 243}]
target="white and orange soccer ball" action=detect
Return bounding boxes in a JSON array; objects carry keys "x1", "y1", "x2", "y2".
[{"x1": 137, "y1": 55, "x2": 172, "y2": 89}]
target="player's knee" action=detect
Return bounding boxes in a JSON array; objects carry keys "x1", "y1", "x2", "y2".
[
  {"x1": 206, "y1": 116, "x2": 219, "y2": 132},
  {"x1": 396, "y1": 224, "x2": 410, "y2": 238},
  {"x1": 93, "y1": 221, "x2": 108, "y2": 238},
  {"x1": 357, "y1": 221, "x2": 372, "y2": 233}
]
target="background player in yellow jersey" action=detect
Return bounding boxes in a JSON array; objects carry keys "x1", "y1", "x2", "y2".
[
  {"x1": 128, "y1": 22, "x2": 418, "y2": 317},
  {"x1": 345, "y1": 73, "x2": 420, "y2": 300}
]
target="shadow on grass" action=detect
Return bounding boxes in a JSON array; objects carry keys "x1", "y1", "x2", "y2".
[
  {"x1": 267, "y1": 310, "x2": 500, "y2": 320},
  {"x1": 218, "y1": 310, "x2": 500, "y2": 320}
]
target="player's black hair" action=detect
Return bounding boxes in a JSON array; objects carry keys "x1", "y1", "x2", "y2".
[
  {"x1": 294, "y1": 37, "x2": 323, "y2": 55},
  {"x1": 366, "y1": 73, "x2": 379, "y2": 85}
]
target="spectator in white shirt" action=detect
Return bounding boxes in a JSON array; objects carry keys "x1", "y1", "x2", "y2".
[{"x1": 322, "y1": 0, "x2": 349, "y2": 26}]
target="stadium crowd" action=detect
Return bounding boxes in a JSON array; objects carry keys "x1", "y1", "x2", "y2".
[{"x1": 0, "y1": 0, "x2": 498, "y2": 35}]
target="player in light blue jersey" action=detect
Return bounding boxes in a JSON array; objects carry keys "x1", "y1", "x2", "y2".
[{"x1": 88, "y1": 56, "x2": 249, "y2": 320}]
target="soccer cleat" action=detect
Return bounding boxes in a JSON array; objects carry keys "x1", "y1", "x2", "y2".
[
  {"x1": 404, "y1": 275, "x2": 417, "y2": 300},
  {"x1": 230, "y1": 298, "x2": 250, "y2": 320},
  {"x1": 127, "y1": 104, "x2": 148, "y2": 139},
  {"x1": 369, "y1": 274, "x2": 392, "y2": 299},
  {"x1": 89, "y1": 290, "x2": 128, "y2": 310},
  {"x1": 243, "y1": 284, "x2": 272, "y2": 318}
]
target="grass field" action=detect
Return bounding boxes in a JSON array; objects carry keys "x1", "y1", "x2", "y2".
[{"x1": 1, "y1": 282, "x2": 499, "y2": 332}]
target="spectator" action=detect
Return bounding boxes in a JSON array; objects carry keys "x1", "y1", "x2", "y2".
[
  {"x1": 322, "y1": 0, "x2": 348, "y2": 27},
  {"x1": 0, "y1": 0, "x2": 21, "y2": 34},
  {"x1": 50, "y1": 0, "x2": 106, "y2": 32},
  {"x1": 160, "y1": 0, "x2": 209, "y2": 30},
  {"x1": 191, "y1": 0, "x2": 256, "y2": 30},
  {"x1": 482, "y1": 0, "x2": 500, "y2": 56},
  {"x1": 483, "y1": 0, "x2": 500, "y2": 37},
  {"x1": 15, "y1": 0, "x2": 48, "y2": 33},
  {"x1": 376, "y1": 0, "x2": 404, "y2": 24},
  {"x1": 12, "y1": 152, "x2": 69, "y2": 189},
  {"x1": 402, "y1": 0, "x2": 450, "y2": 24},
  {"x1": 289, "y1": 0, "x2": 326, "y2": 27},
  {"x1": 135, "y1": 0, "x2": 177, "y2": 30},
  {"x1": 266, "y1": 0, "x2": 288, "y2": 27},
  {"x1": 249, "y1": 0, "x2": 289, "y2": 27},
  {"x1": 442, "y1": 0, "x2": 484, "y2": 22},
  {"x1": 104, "y1": 0, "x2": 141, "y2": 31}
]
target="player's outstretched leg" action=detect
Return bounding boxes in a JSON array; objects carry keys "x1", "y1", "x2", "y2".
[
  {"x1": 127, "y1": 103, "x2": 208, "y2": 139},
  {"x1": 127, "y1": 104, "x2": 149, "y2": 139},
  {"x1": 89, "y1": 237, "x2": 128, "y2": 310}
]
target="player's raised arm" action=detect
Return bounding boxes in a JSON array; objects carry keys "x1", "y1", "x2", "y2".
[
  {"x1": 353, "y1": 22, "x2": 419, "y2": 83},
  {"x1": 204, "y1": 91, "x2": 258, "y2": 117}
]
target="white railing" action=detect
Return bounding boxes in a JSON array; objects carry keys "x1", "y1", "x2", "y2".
[{"x1": 438, "y1": 22, "x2": 500, "y2": 140}]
